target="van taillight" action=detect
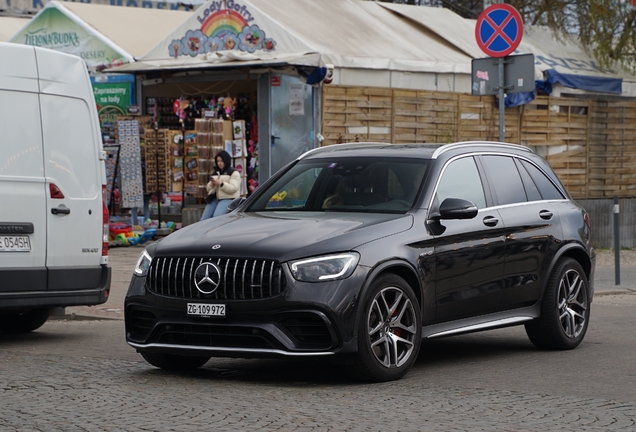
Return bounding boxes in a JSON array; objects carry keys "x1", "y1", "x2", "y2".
[
  {"x1": 102, "y1": 185, "x2": 109, "y2": 257},
  {"x1": 49, "y1": 183, "x2": 65, "y2": 199}
]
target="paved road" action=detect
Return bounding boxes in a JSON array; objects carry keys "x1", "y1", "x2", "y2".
[
  {"x1": 1, "y1": 244, "x2": 633, "y2": 430},
  {"x1": 2, "y1": 297, "x2": 636, "y2": 431}
]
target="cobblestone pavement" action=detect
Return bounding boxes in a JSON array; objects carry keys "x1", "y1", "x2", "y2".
[
  {"x1": 2, "y1": 298, "x2": 636, "y2": 432},
  {"x1": 4, "y1": 246, "x2": 633, "y2": 431}
]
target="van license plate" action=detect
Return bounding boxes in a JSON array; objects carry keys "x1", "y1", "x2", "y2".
[
  {"x1": 187, "y1": 303, "x2": 225, "y2": 317},
  {"x1": 0, "y1": 235, "x2": 31, "y2": 252}
]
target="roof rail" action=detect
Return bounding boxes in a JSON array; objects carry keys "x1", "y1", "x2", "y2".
[
  {"x1": 297, "y1": 142, "x2": 386, "y2": 160},
  {"x1": 432, "y1": 141, "x2": 532, "y2": 159}
]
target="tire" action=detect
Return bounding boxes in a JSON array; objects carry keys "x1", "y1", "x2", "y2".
[
  {"x1": 351, "y1": 274, "x2": 421, "y2": 382},
  {"x1": 525, "y1": 257, "x2": 590, "y2": 350},
  {"x1": 140, "y1": 352, "x2": 211, "y2": 371},
  {"x1": 0, "y1": 308, "x2": 49, "y2": 333}
]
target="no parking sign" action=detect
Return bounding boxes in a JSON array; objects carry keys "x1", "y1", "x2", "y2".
[{"x1": 475, "y1": 4, "x2": 523, "y2": 57}]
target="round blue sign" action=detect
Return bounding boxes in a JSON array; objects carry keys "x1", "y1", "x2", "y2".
[{"x1": 475, "y1": 4, "x2": 523, "y2": 58}]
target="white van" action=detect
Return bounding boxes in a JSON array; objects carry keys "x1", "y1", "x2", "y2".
[{"x1": 0, "y1": 42, "x2": 111, "y2": 332}]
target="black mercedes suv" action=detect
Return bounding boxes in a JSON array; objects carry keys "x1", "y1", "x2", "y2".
[{"x1": 125, "y1": 142, "x2": 595, "y2": 382}]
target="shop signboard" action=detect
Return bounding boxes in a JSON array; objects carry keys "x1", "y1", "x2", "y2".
[
  {"x1": 166, "y1": 0, "x2": 277, "y2": 58},
  {"x1": 9, "y1": 4, "x2": 130, "y2": 71},
  {"x1": 93, "y1": 81, "x2": 133, "y2": 127}
]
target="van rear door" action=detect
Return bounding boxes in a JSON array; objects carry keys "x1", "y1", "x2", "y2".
[
  {"x1": 0, "y1": 44, "x2": 47, "y2": 293},
  {"x1": 36, "y1": 48, "x2": 105, "y2": 291}
]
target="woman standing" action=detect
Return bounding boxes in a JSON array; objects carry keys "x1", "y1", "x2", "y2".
[{"x1": 200, "y1": 150, "x2": 241, "y2": 220}]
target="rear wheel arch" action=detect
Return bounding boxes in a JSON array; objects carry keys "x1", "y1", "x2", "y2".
[{"x1": 543, "y1": 244, "x2": 593, "y2": 301}]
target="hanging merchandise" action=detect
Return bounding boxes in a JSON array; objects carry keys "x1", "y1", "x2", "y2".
[{"x1": 115, "y1": 117, "x2": 144, "y2": 211}]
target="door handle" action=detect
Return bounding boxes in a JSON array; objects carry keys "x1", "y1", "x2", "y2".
[
  {"x1": 51, "y1": 207, "x2": 71, "y2": 215},
  {"x1": 483, "y1": 215, "x2": 499, "y2": 227},
  {"x1": 271, "y1": 135, "x2": 281, "y2": 146},
  {"x1": 539, "y1": 210, "x2": 553, "y2": 220}
]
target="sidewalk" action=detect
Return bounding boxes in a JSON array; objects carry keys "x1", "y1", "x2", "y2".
[{"x1": 62, "y1": 247, "x2": 636, "y2": 321}]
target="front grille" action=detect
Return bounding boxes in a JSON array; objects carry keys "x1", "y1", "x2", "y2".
[
  {"x1": 155, "y1": 323, "x2": 281, "y2": 350},
  {"x1": 146, "y1": 257, "x2": 286, "y2": 300}
]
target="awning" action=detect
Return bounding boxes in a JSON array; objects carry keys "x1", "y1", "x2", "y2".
[{"x1": 107, "y1": 0, "x2": 473, "y2": 75}]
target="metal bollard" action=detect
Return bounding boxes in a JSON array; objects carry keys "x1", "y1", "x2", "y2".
[{"x1": 614, "y1": 196, "x2": 620, "y2": 285}]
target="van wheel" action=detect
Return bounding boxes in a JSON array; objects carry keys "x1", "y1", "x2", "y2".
[
  {"x1": 351, "y1": 274, "x2": 421, "y2": 382},
  {"x1": 140, "y1": 352, "x2": 211, "y2": 371},
  {"x1": 525, "y1": 258, "x2": 590, "y2": 350},
  {"x1": 0, "y1": 308, "x2": 49, "y2": 333}
]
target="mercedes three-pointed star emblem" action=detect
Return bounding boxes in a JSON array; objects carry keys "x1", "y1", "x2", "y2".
[{"x1": 194, "y1": 262, "x2": 221, "y2": 294}]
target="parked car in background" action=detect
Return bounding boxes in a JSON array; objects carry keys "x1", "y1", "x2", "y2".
[
  {"x1": 0, "y1": 43, "x2": 110, "y2": 333},
  {"x1": 125, "y1": 141, "x2": 595, "y2": 382}
]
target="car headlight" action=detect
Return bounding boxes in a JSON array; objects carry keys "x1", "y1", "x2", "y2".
[
  {"x1": 289, "y1": 252, "x2": 360, "y2": 282},
  {"x1": 134, "y1": 249, "x2": 152, "y2": 276}
]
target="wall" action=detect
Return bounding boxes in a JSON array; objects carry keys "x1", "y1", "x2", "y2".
[
  {"x1": 321, "y1": 85, "x2": 636, "y2": 248},
  {"x1": 322, "y1": 86, "x2": 636, "y2": 200},
  {"x1": 578, "y1": 198, "x2": 636, "y2": 249}
]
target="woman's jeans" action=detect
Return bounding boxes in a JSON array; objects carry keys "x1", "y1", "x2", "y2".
[{"x1": 201, "y1": 197, "x2": 232, "y2": 220}]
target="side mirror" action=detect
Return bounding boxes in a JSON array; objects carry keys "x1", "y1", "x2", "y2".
[
  {"x1": 227, "y1": 197, "x2": 246, "y2": 213},
  {"x1": 439, "y1": 198, "x2": 478, "y2": 220}
]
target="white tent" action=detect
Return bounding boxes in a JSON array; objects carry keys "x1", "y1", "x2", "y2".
[
  {"x1": 10, "y1": 1, "x2": 192, "y2": 70},
  {"x1": 109, "y1": 0, "x2": 475, "y2": 92},
  {"x1": 0, "y1": 16, "x2": 30, "y2": 42},
  {"x1": 107, "y1": 0, "x2": 636, "y2": 97},
  {"x1": 382, "y1": 2, "x2": 636, "y2": 97}
]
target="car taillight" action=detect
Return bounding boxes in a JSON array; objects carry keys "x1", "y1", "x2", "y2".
[
  {"x1": 584, "y1": 212, "x2": 591, "y2": 235},
  {"x1": 102, "y1": 185, "x2": 109, "y2": 257}
]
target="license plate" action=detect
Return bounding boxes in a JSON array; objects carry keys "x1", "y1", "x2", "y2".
[
  {"x1": 187, "y1": 303, "x2": 225, "y2": 317},
  {"x1": 0, "y1": 235, "x2": 31, "y2": 252}
]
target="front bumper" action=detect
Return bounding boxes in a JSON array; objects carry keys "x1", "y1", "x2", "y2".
[{"x1": 124, "y1": 265, "x2": 368, "y2": 359}]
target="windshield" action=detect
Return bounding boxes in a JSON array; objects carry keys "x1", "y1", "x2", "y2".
[{"x1": 248, "y1": 157, "x2": 429, "y2": 213}]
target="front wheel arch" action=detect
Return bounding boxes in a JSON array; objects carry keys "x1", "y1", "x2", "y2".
[{"x1": 353, "y1": 260, "x2": 422, "y2": 340}]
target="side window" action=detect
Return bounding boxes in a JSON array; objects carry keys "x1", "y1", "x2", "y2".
[
  {"x1": 514, "y1": 158, "x2": 542, "y2": 201},
  {"x1": 481, "y1": 155, "x2": 527, "y2": 205},
  {"x1": 520, "y1": 160, "x2": 565, "y2": 200},
  {"x1": 436, "y1": 156, "x2": 486, "y2": 209}
]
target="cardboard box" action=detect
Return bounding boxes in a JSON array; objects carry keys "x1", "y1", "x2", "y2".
[{"x1": 222, "y1": 120, "x2": 234, "y2": 141}]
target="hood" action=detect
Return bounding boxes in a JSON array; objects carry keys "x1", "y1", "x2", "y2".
[{"x1": 154, "y1": 211, "x2": 413, "y2": 262}]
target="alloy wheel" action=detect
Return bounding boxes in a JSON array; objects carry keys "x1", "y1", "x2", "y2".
[
  {"x1": 557, "y1": 268, "x2": 588, "y2": 339},
  {"x1": 367, "y1": 286, "x2": 417, "y2": 368}
]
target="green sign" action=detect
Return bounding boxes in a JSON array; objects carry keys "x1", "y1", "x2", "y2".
[
  {"x1": 10, "y1": 6, "x2": 128, "y2": 70},
  {"x1": 93, "y1": 82, "x2": 132, "y2": 126}
]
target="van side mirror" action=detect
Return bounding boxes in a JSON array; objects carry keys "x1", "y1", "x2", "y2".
[
  {"x1": 439, "y1": 198, "x2": 478, "y2": 220},
  {"x1": 227, "y1": 197, "x2": 246, "y2": 213}
]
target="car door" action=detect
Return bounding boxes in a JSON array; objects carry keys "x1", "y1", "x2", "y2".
[
  {"x1": 430, "y1": 155, "x2": 506, "y2": 323},
  {"x1": 479, "y1": 155, "x2": 564, "y2": 310}
]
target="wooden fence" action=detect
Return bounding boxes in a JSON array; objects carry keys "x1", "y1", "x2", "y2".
[{"x1": 322, "y1": 85, "x2": 636, "y2": 200}]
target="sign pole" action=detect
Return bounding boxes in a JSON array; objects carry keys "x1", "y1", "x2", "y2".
[
  {"x1": 474, "y1": 3, "x2": 524, "y2": 144},
  {"x1": 498, "y1": 57, "x2": 505, "y2": 142}
]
